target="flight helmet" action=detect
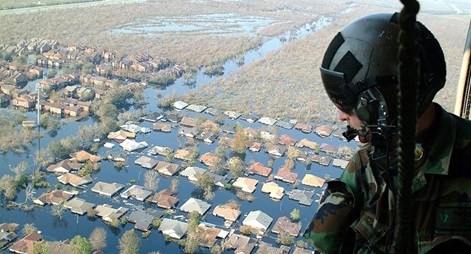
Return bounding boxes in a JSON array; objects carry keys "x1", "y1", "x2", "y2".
[{"x1": 320, "y1": 13, "x2": 446, "y2": 141}]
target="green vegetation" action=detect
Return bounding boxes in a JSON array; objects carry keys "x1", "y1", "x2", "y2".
[
  {"x1": 89, "y1": 227, "x2": 107, "y2": 251},
  {"x1": 0, "y1": 0, "x2": 100, "y2": 10},
  {"x1": 185, "y1": 211, "x2": 202, "y2": 254},
  {"x1": 290, "y1": 208, "x2": 301, "y2": 222},
  {"x1": 0, "y1": 0, "x2": 465, "y2": 124},
  {"x1": 276, "y1": 231, "x2": 295, "y2": 246},
  {"x1": 69, "y1": 235, "x2": 92, "y2": 254},
  {"x1": 180, "y1": 1, "x2": 467, "y2": 122},
  {"x1": 195, "y1": 172, "x2": 215, "y2": 200},
  {"x1": 119, "y1": 229, "x2": 141, "y2": 254},
  {"x1": 22, "y1": 223, "x2": 38, "y2": 235},
  {"x1": 233, "y1": 124, "x2": 247, "y2": 155},
  {"x1": 226, "y1": 156, "x2": 246, "y2": 178},
  {"x1": 0, "y1": 109, "x2": 36, "y2": 153},
  {"x1": 144, "y1": 170, "x2": 160, "y2": 191}
]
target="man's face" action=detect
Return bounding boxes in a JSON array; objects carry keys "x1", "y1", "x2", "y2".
[{"x1": 338, "y1": 109, "x2": 370, "y2": 143}]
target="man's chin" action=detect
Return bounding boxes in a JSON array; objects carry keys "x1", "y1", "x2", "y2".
[{"x1": 357, "y1": 132, "x2": 371, "y2": 144}]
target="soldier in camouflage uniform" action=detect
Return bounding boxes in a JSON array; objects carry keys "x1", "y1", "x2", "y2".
[{"x1": 304, "y1": 13, "x2": 471, "y2": 253}]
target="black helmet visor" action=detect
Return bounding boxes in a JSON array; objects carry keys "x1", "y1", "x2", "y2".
[{"x1": 320, "y1": 66, "x2": 355, "y2": 113}]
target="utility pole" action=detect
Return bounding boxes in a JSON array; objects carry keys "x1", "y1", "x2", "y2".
[{"x1": 36, "y1": 83, "x2": 41, "y2": 169}]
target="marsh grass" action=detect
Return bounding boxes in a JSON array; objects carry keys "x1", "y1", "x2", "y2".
[
  {"x1": 182, "y1": 2, "x2": 470, "y2": 122},
  {"x1": 0, "y1": 0, "x2": 316, "y2": 67},
  {"x1": 0, "y1": 0, "x2": 97, "y2": 10},
  {"x1": 0, "y1": 0, "x2": 468, "y2": 123}
]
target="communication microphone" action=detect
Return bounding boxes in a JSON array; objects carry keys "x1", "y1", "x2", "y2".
[{"x1": 342, "y1": 125, "x2": 358, "y2": 142}]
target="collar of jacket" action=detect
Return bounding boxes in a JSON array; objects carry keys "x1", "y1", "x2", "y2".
[{"x1": 420, "y1": 104, "x2": 455, "y2": 176}]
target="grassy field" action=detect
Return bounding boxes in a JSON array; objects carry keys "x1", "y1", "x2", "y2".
[
  {"x1": 0, "y1": 0, "x2": 102, "y2": 10},
  {"x1": 0, "y1": 0, "x2": 469, "y2": 124},
  {"x1": 0, "y1": 0, "x2": 316, "y2": 67},
  {"x1": 182, "y1": 1, "x2": 470, "y2": 124}
]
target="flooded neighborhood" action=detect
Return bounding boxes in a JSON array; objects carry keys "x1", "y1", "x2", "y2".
[
  {"x1": 0, "y1": 34, "x2": 355, "y2": 253},
  {"x1": 0, "y1": 0, "x2": 468, "y2": 253}
]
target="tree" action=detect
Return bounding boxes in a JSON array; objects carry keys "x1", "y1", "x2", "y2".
[
  {"x1": 109, "y1": 217, "x2": 120, "y2": 228},
  {"x1": 24, "y1": 184, "x2": 36, "y2": 204},
  {"x1": 51, "y1": 201, "x2": 65, "y2": 219},
  {"x1": 170, "y1": 178, "x2": 179, "y2": 194},
  {"x1": 69, "y1": 235, "x2": 92, "y2": 254},
  {"x1": 226, "y1": 156, "x2": 246, "y2": 178},
  {"x1": 10, "y1": 161, "x2": 28, "y2": 177},
  {"x1": 94, "y1": 102, "x2": 118, "y2": 120},
  {"x1": 196, "y1": 172, "x2": 215, "y2": 200},
  {"x1": 82, "y1": 62, "x2": 95, "y2": 74},
  {"x1": 0, "y1": 174, "x2": 18, "y2": 200},
  {"x1": 151, "y1": 218, "x2": 161, "y2": 229},
  {"x1": 144, "y1": 170, "x2": 160, "y2": 191},
  {"x1": 87, "y1": 208, "x2": 98, "y2": 218},
  {"x1": 283, "y1": 157, "x2": 295, "y2": 171},
  {"x1": 290, "y1": 208, "x2": 301, "y2": 222},
  {"x1": 225, "y1": 199, "x2": 240, "y2": 210},
  {"x1": 89, "y1": 227, "x2": 107, "y2": 251},
  {"x1": 185, "y1": 211, "x2": 202, "y2": 253},
  {"x1": 276, "y1": 231, "x2": 295, "y2": 246},
  {"x1": 33, "y1": 241, "x2": 50, "y2": 254},
  {"x1": 34, "y1": 150, "x2": 54, "y2": 169},
  {"x1": 233, "y1": 124, "x2": 247, "y2": 154},
  {"x1": 105, "y1": 87, "x2": 133, "y2": 108},
  {"x1": 119, "y1": 229, "x2": 141, "y2": 254},
  {"x1": 239, "y1": 225, "x2": 252, "y2": 235},
  {"x1": 210, "y1": 244, "x2": 223, "y2": 254},
  {"x1": 22, "y1": 223, "x2": 38, "y2": 236},
  {"x1": 47, "y1": 140, "x2": 69, "y2": 161},
  {"x1": 114, "y1": 161, "x2": 125, "y2": 169},
  {"x1": 215, "y1": 144, "x2": 228, "y2": 161},
  {"x1": 46, "y1": 69, "x2": 57, "y2": 78},
  {"x1": 286, "y1": 146, "x2": 299, "y2": 161}
]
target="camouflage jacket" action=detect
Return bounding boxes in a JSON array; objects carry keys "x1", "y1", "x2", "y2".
[{"x1": 304, "y1": 104, "x2": 471, "y2": 253}]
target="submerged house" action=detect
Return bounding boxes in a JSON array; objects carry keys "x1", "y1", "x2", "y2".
[
  {"x1": 287, "y1": 189, "x2": 315, "y2": 206},
  {"x1": 242, "y1": 210, "x2": 273, "y2": 234},
  {"x1": 151, "y1": 189, "x2": 179, "y2": 209},
  {"x1": 155, "y1": 161, "x2": 180, "y2": 176},
  {"x1": 91, "y1": 181, "x2": 124, "y2": 197},
  {"x1": 0, "y1": 224, "x2": 17, "y2": 250},
  {"x1": 8, "y1": 231, "x2": 42, "y2": 254},
  {"x1": 179, "y1": 198, "x2": 211, "y2": 216},
  {"x1": 120, "y1": 185, "x2": 152, "y2": 201},
  {"x1": 158, "y1": 218, "x2": 188, "y2": 239},
  {"x1": 213, "y1": 204, "x2": 241, "y2": 222},
  {"x1": 64, "y1": 197, "x2": 95, "y2": 215},
  {"x1": 301, "y1": 174, "x2": 326, "y2": 188},
  {"x1": 95, "y1": 204, "x2": 128, "y2": 222},
  {"x1": 57, "y1": 173, "x2": 92, "y2": 188},
  {"x1": 120, "y1": 139, "x2": 148, "y2": 152},
  {"x1": 46, "y1": 160, "x2": 82, "y2": 174},
  {"x1": 271, "y1": 216, "x2": 302, "y2": 237},
  {"x1": 103, "y1": 151, "x2": 127, "y2": 162},
  {"x1": 128, "y1": 209, "x2": 164, "y2": 231},
  {"x1": 33, "y1": 190, "x2": 74, "y2": 206},
  {"x1": 225, "y1": 234, "x2": 256, "y2": 254},
  {"x1": 107, "y1": 130, "x2": 135, "y2": 143},
  {"x1": 232, "y1": 177, "x2": 258, "y2": 193},
  {"x1": 261, "y1": 181, "x2": 284, "y2": 200},
  {"x1": 134, "y1": 156, "x2": 159, "y2": 169}
]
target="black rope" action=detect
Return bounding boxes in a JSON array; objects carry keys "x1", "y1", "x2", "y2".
[{"x1": 396, "y1": 0, "x2": 420, "y2": 252}]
